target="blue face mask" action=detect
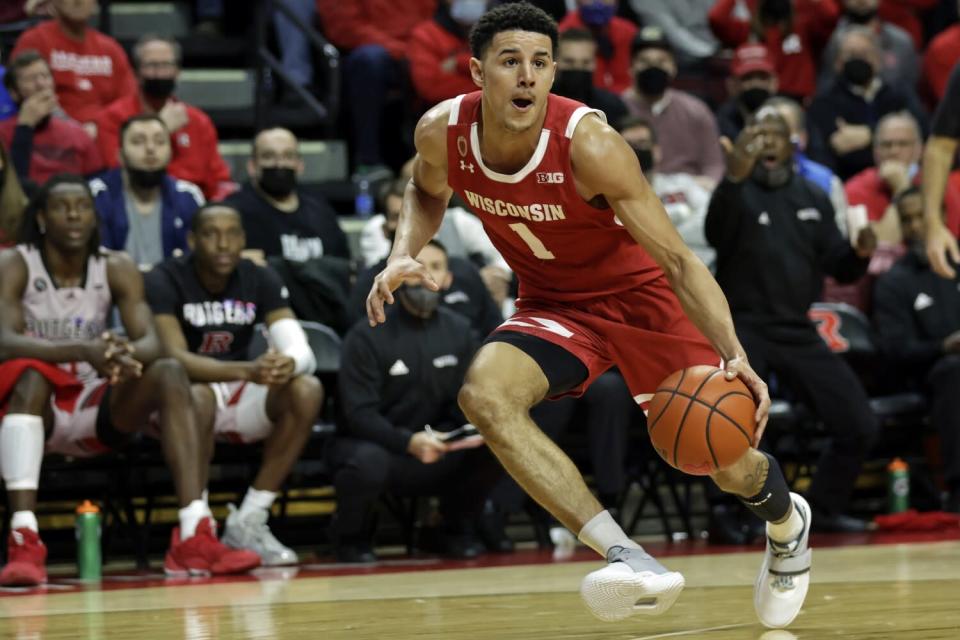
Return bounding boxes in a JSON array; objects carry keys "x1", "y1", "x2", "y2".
[
  {"x1": 579, "y1": 1, "x2": 615, "y2": 27},
  {"x1": 450, "y1": 0, "x2": 487, "y2": 25},
  {"x1": 907, "y1": 162, "x2": 919, "y2": 181}
]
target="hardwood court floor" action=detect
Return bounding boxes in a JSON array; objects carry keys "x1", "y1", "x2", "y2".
[{"x1": 0, "y1": 539, "x2": 958, "y2": 639}]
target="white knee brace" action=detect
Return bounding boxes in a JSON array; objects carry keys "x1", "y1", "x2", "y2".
[{"x1": 0, "y1": 413, "x2": 44, "y2": 491}]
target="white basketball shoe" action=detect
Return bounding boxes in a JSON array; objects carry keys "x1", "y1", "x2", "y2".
[
  {"x1": 755, "y1": 492, "x2": 812, "y2": 629},
  {"x1": 580, "y1": 546, "x2": 685, "y2": 622}
]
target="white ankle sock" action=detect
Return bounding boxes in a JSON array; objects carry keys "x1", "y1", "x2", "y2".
[
  {"x1": 577, "y1": 510, "x2": 641, "y2": 556},
  {"x1": 11, "y1": 510, "x2": 38, "y2": 533},
  {"x1": 768, "y1": 501, "x2": 804, "y2": 543},
  {"x1": 238, "y1": 487, "x2": 277, "y2": 519},
  {"x1": 179, "y1": 499, "x2": 212, "y2": 539}
]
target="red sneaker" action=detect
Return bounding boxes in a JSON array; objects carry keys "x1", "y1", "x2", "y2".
[
  {"x1": 0, "y1": 528, "x2": 47, "y2": 587},
  {"x1": 164, "y1": 518, "x2": 260, "y2": 577}
]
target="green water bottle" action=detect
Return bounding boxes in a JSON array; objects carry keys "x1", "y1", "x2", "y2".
[
  {"x1": 76, "y1": 500, "x2": 102, "y2": 581},
  {"x1": 887, "y1": 458, "x2": 910, "y2": 514}
]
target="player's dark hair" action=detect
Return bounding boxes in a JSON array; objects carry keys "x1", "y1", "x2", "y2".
[
  {"x1": 190, "y1": 202, "x2": 242, "y2": 233},
  {"x1": 19, "y1": 174, "x2": 101, "y2": 255},
  {"x1": 617, "y1": 115, "x2": 658, "y2": 143},
  {"x1": 470, "y1": 2, "x2": 558, "y2": 59},
  {"x1": 119, "y1": 113, "x2": 169, "y2": 145}
]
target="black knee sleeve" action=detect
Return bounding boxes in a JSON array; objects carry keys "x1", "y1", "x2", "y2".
[{"x1": 737, "y1": 452, "x2": 792, "y2": 523}]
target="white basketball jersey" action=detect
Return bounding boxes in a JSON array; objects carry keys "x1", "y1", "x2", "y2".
[{"x1": 16, "y1": 244, "x2": 112, "y2": 382}]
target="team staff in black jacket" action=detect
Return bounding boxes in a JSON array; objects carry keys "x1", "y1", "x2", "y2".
[
  {"x1": 707, "y1": 107, "x2": 880, "y2": 532},
  {"x1": 328, "y1": 240, "x2": 503, "y2": 563},
  {"x1": 873, "y1": 187, "x2": 960, "y2": 513}
]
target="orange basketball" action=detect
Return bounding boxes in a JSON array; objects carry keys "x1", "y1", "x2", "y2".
[{"x1": 647, "y1": 365, "x2": 757, "y2": 476}]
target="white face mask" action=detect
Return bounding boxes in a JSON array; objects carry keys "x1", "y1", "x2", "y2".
[{"x1": 450, "y1": 0, "x2": 487, "y2": 25}]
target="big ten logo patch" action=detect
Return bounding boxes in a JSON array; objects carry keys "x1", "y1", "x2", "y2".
[
  {"x1": 809, "y1": 308, "x2": 849, "y2": 353},
  {"x1": 199, "y1": 331, "x2": 235, "y2": 355},
  {"x1": 536, "y1": 172, "x2": 564, "y2": 184}
]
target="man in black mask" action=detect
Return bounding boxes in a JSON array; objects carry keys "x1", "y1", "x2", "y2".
[
  {"x1": 717, "y1": 43, "x2": 779, "y2": 142},
  {"x1": 94, "y1": 34, "x2": 235, "y2": 201},
  {"x1": 553, "y1": 28, "x2": 627, "y2": 124},
  {"x1": 329, "y1": 239, "x2": 504, "y2": 562},
  {"x1": 622, "y1": 26, "x2": 725, "y2": 188},
  {"x1": 807, "y1": 26, "x2": 927, "y2": 181},
  {"x1": 874, "y1": 187, "x2": 960, "y2": 514},
  {"x1": 224, "y1": 127, "x2": 349, "y2": 265},
  {"x1": 707, "y1": 107, "x2": 881, "y2": 532},
  {"x1": 818, "y1": 0, "x2": 918, "y2": 92},
  {"x1": 91, "y1": 114, "x2": 204, "y2": 268}
]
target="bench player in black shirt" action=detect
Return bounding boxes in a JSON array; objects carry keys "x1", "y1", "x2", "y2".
[{"x1": 147, "y1": 203, "x2": 323, "y2": 565}]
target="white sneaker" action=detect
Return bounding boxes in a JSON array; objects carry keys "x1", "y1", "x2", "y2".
[
  {"x1": 755, "y1": 493, "x2": 812, "y2": 629},
  {"x1": 580, "y1": 546, "x2": 685, "y2": 622},
  {"x1": 222, "y1": 504, "x2": 298, "y2": 567}
]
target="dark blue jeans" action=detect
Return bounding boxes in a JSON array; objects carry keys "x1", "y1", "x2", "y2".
[{"x1": 344, "y1": 44, "x2": 403, "y2": 166}]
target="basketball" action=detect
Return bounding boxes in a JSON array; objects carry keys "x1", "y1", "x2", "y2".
[{"x1": 647, "y1": 365, "x2": 757, "y2": 475}]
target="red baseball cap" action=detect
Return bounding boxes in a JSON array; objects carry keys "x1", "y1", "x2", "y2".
[{"x1": 730, "y1": 43, "x2": 775, "y2": 77}]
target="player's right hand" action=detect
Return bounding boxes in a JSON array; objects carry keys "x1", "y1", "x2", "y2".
[
  {"x1": 723, "y1": 356, "x2": 770, "y2": 446},
  {"x1": 249, "y1": 351, "x2": 295, "y2": 386},
  {"x1": 407, "y1": 431, "x2": 448, "y2": 464},
  {"x1": 366, "y1": 255, "x2": 440, "y2": 327},
  {"x1": 926, "y1": 222, "x2": 959, "y2": 279}
]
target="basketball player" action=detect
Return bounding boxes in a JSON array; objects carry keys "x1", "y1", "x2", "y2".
[
  {"x1": 366, "y1": 5, "x2": 811, "y2": 629},
  {"x1": 0, "y1": 175, "x2": 259, "y2": 586},
  {"x1": 146, "y1": 203, "x2": 322, "y2": 566}
]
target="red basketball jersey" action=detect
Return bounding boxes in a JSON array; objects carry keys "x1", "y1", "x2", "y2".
[{"x1": 446, "y1": 91, "x2": 663, "y2": 302}]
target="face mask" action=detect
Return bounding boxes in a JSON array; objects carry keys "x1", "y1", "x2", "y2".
[
  {"x1": 739, "y1": 86, "x2": 771, "y2": 112},
  {"x1": 632, "y1": 146, "x2": 654, "y2": 173},
  {"x1": 635, "y1": 67, "x2": 670, "y2": 96},
  {"x1": 842, "y1": 58, "x2": 874, "y2": 87},
  {"x1": 844, "y1": 7, "x2": 878, "y2": 24},
  {"x1": 751, "y1": 161, "x2": 792, "y2": 189},
  {"x1": 450, "y1": 0, "x2": 486, "y2": 25},
  {"x1": 258, "y1": 167, "x2": 298, "y2": 199},
  {"x1": 398, "y1": 284, "x2": 441, "y2": 318},
  {"x1": 553, "y1": 69, "x2": 594, "y2": 102},
  {"x1": 141, "y1": 77, "x2": 176, "y2": 100},
  {"x1": 126, "y1": 166, "x2": 166, "y2": 189},
  {"x1": 579, "y1": 1, "x2": 615, "y2": 27},
  {"x1": 761, "y1": 0, "x2": 792, "y2": 20}
]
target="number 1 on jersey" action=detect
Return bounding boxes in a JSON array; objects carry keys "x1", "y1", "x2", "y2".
[{"x1": 508, "y1": 222, "x2": 555, "y2": 260}]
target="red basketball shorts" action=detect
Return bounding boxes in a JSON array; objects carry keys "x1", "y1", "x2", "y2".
[{"x1": 492, "y1": 276, "x2": 720, "y2": 404}]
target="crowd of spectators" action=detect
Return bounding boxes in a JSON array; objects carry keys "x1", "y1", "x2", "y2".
[{"x1": 0, "y1": 0, "x2": 959, "y2": 563}]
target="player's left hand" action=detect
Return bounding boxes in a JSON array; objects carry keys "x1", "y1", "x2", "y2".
[
  {"x1": 723, "y1": 356, "x2": 770, "y2": 446},
  {"x1": 855, "y1": 226, "x2": 878, "y2": 258},
  {"x1": 366, "y1": 255, "x2": 439, "y2": 326}
]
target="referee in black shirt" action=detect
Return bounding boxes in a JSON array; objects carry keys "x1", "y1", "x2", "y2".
[
  {"x1": 922, "y1": 60, "x2": 960, "y2": 279},
  {"x1": 707, "y1": 107, "x2": 879, "y2": 532}
]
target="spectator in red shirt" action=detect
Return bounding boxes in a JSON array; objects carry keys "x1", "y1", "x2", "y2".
[
  {"x1": 12, "y1": 0, "x2": 137, "y2": 128},
  {"x1": 0, "y1": 50, "x2": 102, "y2": 187},
  {"x1": 94, "y1": 35, "x2": 234, "y2": 202},
  {"x1": 558, "y1": 0, "x2": 637, "y2": 94},
  {"x1": 408, "y1": 1, "x2": 483, "y2": 105},
  {"x1": 922, "y1": 9, "x2": 960, "y2": 102},
  {"x1": 317, "y1": 0, "x2": 437, "y2": 178},
  {"x1": 708, "y1": 0, "x2": 840, "y2": 100},
  {"x1": 879, "y1": 0, "x2": 938, "y2": 50},
  {"x1": 846, "y1": 111, "x2": 960, "y2": 241},
  {"x1": 824, "y1": 111, "x2": 959, "y2": 310}
]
